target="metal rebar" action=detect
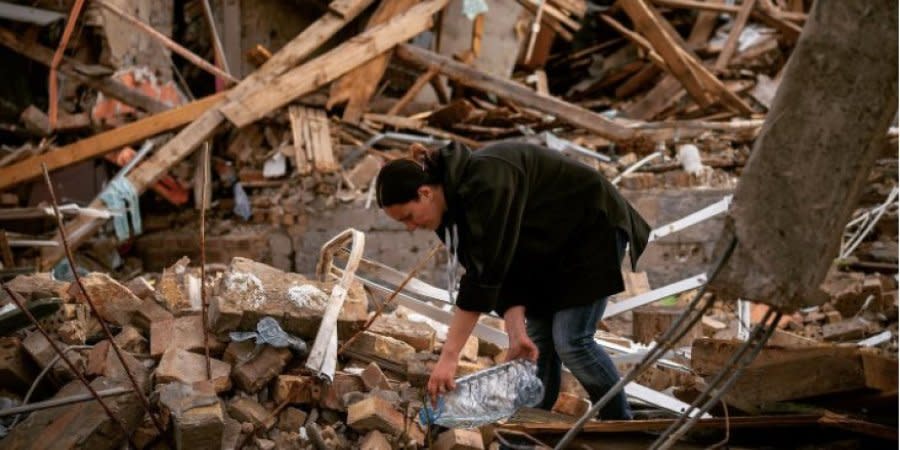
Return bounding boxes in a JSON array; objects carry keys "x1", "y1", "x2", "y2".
[
  {"x1": 554, "y1": 237, "x2": 738, "y2": 450},
  {"x1": 1, "y1": 387, "x2": 133, "y2": 417},
  {"x1": 41, "y1": 163, "x2": 167, "y2": 438},
  {"x1": 0, "y1": 283, "x2": 137, "y2": 448},
  {"x1": 200, "y1": 144, "x2": 211, "y2": 380},
  {"x1": 652, "y1": 311, "x2": 783, "y2": 450}
]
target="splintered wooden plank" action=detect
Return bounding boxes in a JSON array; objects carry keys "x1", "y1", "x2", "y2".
[
  {"x1": 329, "y1": 0, "x2": 370, "y2": 18},
  {"x1": 288, "y1": 105, "x2": 312, "y2": 175},
  {"x1": 220, "y1": 0, "x2": 451, "y2": 128},
  {"x1": 327, "y1": 0, "x2": 418, "y2": 123},
  {"x1": 715, "y1": 0, "x2": 756, "y2": 71},
  {"x1": 308, "y1": 109, "x2": 338, "y2": 173},
  {"x1": 620, "y1": 0, "x2": 711, "y2": 107},
  {"x1": 387, "y1": 65, "x2": 439, "y2": 115}
]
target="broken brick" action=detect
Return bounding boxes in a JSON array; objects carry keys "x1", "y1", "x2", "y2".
[
  {"x1": 359, "y1": 429, "x2": 392, "y2": 450},
  {"x1": 272, "y1": 374, "x2": 315, "y2": 405},
  {"x1": 68, "y1": 272, "x2": 144, "y2": 326},
  {"x1": 278, "y1": 407, "x2": 308, "y2": 432},
  {"x1": 150, "y1": 314, "x2": 224, "y2": 358},
  {"x1": 227, "y1": 396, "x2": 276, "y2": 430},
  {"x1": 346, "y1": 331, "x2": 415, "y2": 366},
  {"x1": 434, "y1": 428, "x2": 485, "y2": 450},
  {"x1": 347, "y1": 395, "x2": 404, "y2": 436},
  {"x1": 360, "y1": 362, "x2": 392, "y2": 391},
  {"x1": 156, "y1": 348, "x2": 232, "y2": 392},
  {"x1": 370, "y1": 315, "x2": 436, "y2": 351},
  {"x1": 320, "y1": 372, "x2": 365, "y2": 411},
  {"x1": 114, "y1": 324, "x2": 149, "y2": 354},
  {"x1": 232, "y1": 346, "x2": 292, "y2": 393},
  {"x1": 552, "y1": 392, "x2": 591, "y2": 417}
]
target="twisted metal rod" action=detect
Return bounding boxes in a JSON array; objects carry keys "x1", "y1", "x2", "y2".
[{"x1": 554, "y1": 237, "x2": 738, "y2": 450}]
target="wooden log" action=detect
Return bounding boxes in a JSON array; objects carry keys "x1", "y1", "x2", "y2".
[
  {"x1": 327, "y1": 0, "x2": 418, "y2": 123},
  {"x1": 395, "y1": 44, "x2": 636, "y2": 143},
  {"x1": 220, "y1": 0, "x2": 451, "y2": 128},
  {"x1": 0, "y1": 28, "x2": 168, "y2": 114},
  {"x1": 38, "y1": 0, "x2": 376, "y2": 270},
  {"x1": 709, "y1": 0, "x2": 898, "y2": 310},
  {"x1": 0, "y1": 92, "x2": 226, "y2": 192}
]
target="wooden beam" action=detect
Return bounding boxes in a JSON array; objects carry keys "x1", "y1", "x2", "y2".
[
  {"x1": 39, "y1": 0, "x2": 377, "y2": 270},
  {"x1": 653, "y1": 0, "x2": 806, "y2": 22},
  {"x1": 220, "y1": 0, "x2": 451, "y2": 127},
  {"x1": 327, "y1": 0, "x2": 419, "y2": 123},
  {"x1": 715, "y1": 0, "x2": 756, "y2": 71},
  {"x1": 395, "y1": 44, "x2": 637, "y2": 142},
  {"x1": 0, "y1": 28, "x2": 168, "y2": 114},
  {"x1": 0, "y1": 92, "x2": 226, "y2": 192},
  {"x1": 620, "y1": 0, "x2": 712, "y2": 107}
]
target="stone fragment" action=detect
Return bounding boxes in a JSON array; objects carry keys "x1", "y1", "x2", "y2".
[
  {"x1": 347, "y1": 396, "x2": 404, "y2": 436},
  {"x1": 68, "y1": 272, "x2": 143, "y2": 326},
  {"x1": 209, "y1": 257, "x2": 367, "y2": 339},
  {"x1": 85, "y1": 340, "x2": 148, "y2": 389},
  {"x1": 227, "y1": 396, "x2": 276, "y2": 430},
  {"x1": 359, "y1": 429, "x2": 392, "y2": 450},
  {"x1": 222, "y1": 340, "x2": 257, "y2": 365},
  {"x1": 434, "y1": 428, "x2": 485, "y2": 450},
  {"x1": 278, "y1": 407, "x2": 308, "y2": 432},
  {"x1": 232, "y1": 346, "x2": 292, "y2": 393},
  {"x1": 156, "y1": 348, "x2": 232, "y2": 392},
  {"x1": 360, "y1": 362, "x2": 392, "y2": 391},
  {"x1": 272, "y1": 374, "x2": 315, "y2": 405},
  {"x1": 370, "y1": 315, "x2": 435, "y2": 351}
]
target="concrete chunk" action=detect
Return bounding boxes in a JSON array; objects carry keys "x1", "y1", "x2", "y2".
[
  {"x1": 434, "y1": 428, "x2": 484, "y2": 450},
  {"x1": 369, "y1": 315, "x2": 435, "y2": 351},
  {"x1": 346, "y1": 331, "x2": 415, "y2": 365},
  {"x1": 209, "y1": 258, "x2": 367, "y2": 339}
]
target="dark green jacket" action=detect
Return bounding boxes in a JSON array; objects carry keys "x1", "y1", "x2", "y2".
[{"x1": 436, "y1": 141, "x2": 650, "y2": 316}]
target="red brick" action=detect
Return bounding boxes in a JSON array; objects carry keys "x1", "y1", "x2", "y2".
[{"x1": 347, "y1": 396, "x2": 404, "y2": 436}]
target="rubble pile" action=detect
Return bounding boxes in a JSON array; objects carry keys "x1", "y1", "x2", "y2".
[{"x1": 0, "y1": 0, "x2": 896, "y2": 448}]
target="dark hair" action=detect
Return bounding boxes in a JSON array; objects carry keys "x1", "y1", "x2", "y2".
[{"x1": 375, "y1": 152, "x2": 444, "y2": 207}]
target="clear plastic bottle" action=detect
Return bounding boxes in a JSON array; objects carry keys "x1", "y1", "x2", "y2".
[{"x1": 419, "y1": 359, "x2": 544, "y2": 428}]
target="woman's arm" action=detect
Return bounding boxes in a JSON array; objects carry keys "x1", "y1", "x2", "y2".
[{"x1": 427, "y1": 307, "x2": 480, "y2": 402}]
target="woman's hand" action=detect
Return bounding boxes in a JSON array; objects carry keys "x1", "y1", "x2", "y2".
[
  {"x1": 427, "y1": 353, "x2": 459, "y2": 405},
  {"x1": 504, "y1": 306, "x2": 538, "y2": 362}
]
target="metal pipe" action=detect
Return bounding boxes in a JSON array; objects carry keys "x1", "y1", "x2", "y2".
[{"x1": 1, "y1": 387, "x2": 133, "y2": 417}]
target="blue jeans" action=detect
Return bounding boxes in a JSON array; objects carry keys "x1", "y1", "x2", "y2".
[{"x1": 526, "y1": 299, "x2": 632, "y2": 420}]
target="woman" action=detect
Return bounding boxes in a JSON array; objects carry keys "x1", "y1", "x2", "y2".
[{"x1": 375, "y1": 141, "x2": 650, "y2": 420}]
